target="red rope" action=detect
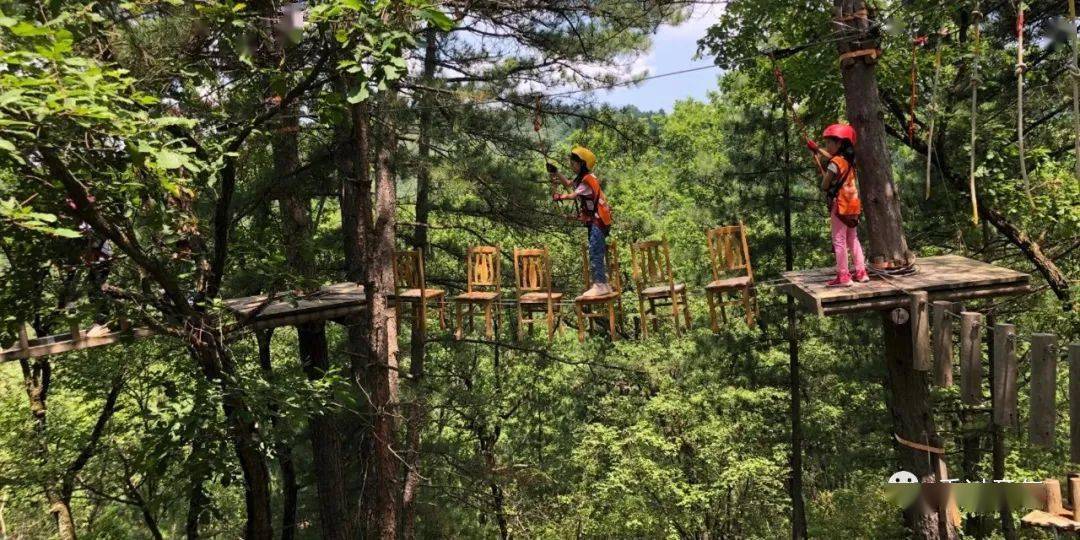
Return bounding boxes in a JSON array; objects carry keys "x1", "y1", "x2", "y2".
[{"x1": 771, "y1": 58, "x2": 825, "y2": 174}]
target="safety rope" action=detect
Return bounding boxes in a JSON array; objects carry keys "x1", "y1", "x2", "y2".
[
  {"x1": 770, "y1": 56, "x2": 825, "y2": 175},
  {"x1": 1068, "y1": 0, "x2": 1080, "y2": 183},
  {"x1": 925, "y1": 35, "x2": 945, "y2": 200},
  {"x1": 968, "y1": 2, "x2": 983, "y2": 225},
  {"x1": 1015, "y1": 1, "x2": 1035, "y2": 208},
  {"x1": 909, "y1": 36, "x2": 928, "y2": 143}
]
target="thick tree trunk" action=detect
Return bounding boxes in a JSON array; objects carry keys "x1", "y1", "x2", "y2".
[
  {"x1": 833, "y1": 2, "x2": 952, "y2": 538},
  {"x1": 188, "y1": 324, "x2": 274, "y2": 540},
  {"x1": 272, "y1": 91, "x2": 354, "y2": 539},
  {"x1": 20, "y1": 356, "x2": 78, "y2": 540},
  {"x1": 401, "y1": 26, "x2": 438, "y2": 539},
  {"x1": 256, "y1": 330, "x2": 298, "y2": 540},
  {"x1": 369, "y1": 96, "x2": 401, "y2": 540}
]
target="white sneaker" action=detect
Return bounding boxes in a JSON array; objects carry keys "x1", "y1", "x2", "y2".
[
  {"x1": 581, "y1": 284, "x2": 605, "y2": 298},
  {"x1": 85, "y1": 323, "x2": 111, "y2": 338},
  {"x1": 597, "y1": 283, "x2": 614, "y2": 295}
]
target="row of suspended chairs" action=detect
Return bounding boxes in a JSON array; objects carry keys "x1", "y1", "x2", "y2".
[{"x1": 393, "y1": 223, "x2": 758, "y2": 342}]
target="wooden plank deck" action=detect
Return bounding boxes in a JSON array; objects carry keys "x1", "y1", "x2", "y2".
[
  {"x1": 1, "y1": 283, "x2": 367, "y2": 361},
  {"x1": 781, "y1": 255, "x2": 1030, "y2": 316},
  {"x1": 222, "y1": 282, "x2": 366, "y2": 330}
]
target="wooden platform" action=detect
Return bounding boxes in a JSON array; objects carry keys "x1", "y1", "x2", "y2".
[
  {"x1": 1021, "y1": 509, "x2": 1080, "y2": 531},
  {"x1": 0, "y1": 327, "x2": 156, "y2": 362},
  {"x1": 1, "y1": 283, "x2": 367, "y2": 361},
  {"x1": 222, "y1": 282, "x2": 366, "y2": 330},
  {"x1": 781, "y1": 255, "x2": 1030, "y2": 316}
]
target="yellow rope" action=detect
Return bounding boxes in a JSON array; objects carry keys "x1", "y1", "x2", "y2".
[{"x1": 925, "y1": 42, "x2": 943, "y2": 200}]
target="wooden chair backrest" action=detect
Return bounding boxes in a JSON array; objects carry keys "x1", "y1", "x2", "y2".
[
  {"x1": 394, "y1": 249, "x2": 425, "y2": 292},
  {"x1": 631, "y1": 238, "x2": 676, "y2": 290},
  {"x1": 513, "y1": 248, "x2": 551, "y2": 294},
  {"x1": 582, "y1": 238, "x2": 622, "y2": 294},
  {"x1": 706, "y1": 222, "x2": 753, "y2": 282},
  {"x1": 466, "y1": 246, "x2": 500, "y2": 293}
]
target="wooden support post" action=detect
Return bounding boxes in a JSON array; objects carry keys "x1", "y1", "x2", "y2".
[
  {"x1": 1069, "y1": 473, "x2": 1080, "y2": 520},
  {"x1": 17, "y1": 323, "x2": 29, "y2": 351},
  {"x1": 1045, "y1": 478, "x2": 1064, "y2": 514},
  {"x1": 1029, "y1": 333, "x2": 1059, "y2": 448},
  {"x1": 960, "y1": 312, "x2": 983, "y2": 405},
  {"x1": 932, "y1": 301, "x2": 954, "y2": 386},
  {"x1": 1071, "y1": 343, "x2": 1080, "y2": 463},
  {"x1": 992, "y1": 323, "x2": 1018, "y2": 427},
  {"x1": 911, "y1": 292, "x2": 930, "y2": 371},
  {"x1": 69, "y1": 320, "x2": 81, "y2": 342}
]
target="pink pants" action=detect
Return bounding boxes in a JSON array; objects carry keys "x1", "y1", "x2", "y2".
[{"x1": 831, "y1": 210, "x2": 866, "y2": 277}]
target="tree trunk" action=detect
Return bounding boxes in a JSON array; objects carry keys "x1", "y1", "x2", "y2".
[
  {"x1": 188, "y1": 324, "x2": 274, "y2": 540},
  {"x1": 833, "y1": 2, "x2": 951, "y2": 538},
  {"x1": 401, "y1": 25, "x2": 438, "y2": 539},
  {"x1": 256, "y1": 330, "x2": 299, "y2": 540},
  {"x1": 271, "y1": 89, "x2": 354, "y2": 539},
  {"x1": 369, "y1": 95, "x2": 401, "y2": 540},
  {"x1": 783, "y1": 120, "x2": 808, "y2": 540},
  {"x1": 337, "y1": 96, "x2": 377, "y2": 530},
  {"x1": 20, "y1": 356, "x2": 78, "y2": 540}
]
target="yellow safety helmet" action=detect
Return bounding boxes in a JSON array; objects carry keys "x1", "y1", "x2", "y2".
[{"x1": 570, "y1": 145, "x2": 597, "y2": 170}]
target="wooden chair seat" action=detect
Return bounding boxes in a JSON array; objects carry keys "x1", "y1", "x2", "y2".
[
  {"x1": 705, "y1": 276, "x2": 752, "y2": 290},
  {"x1": 518, "y1": 292, "x2": 564, "y2": 304},
  {"x1": 640, "y1": 283, "x2": 686, "y2": 298},
  {"x1": 395, "y1": 288, "x2": 446, "y2": 300},
  {"x1": 453, "y1": 291, "x2": 499, "y2": 301},
  {"x1": 574, "y1": 291, "x2": 620, "y2": 303}
]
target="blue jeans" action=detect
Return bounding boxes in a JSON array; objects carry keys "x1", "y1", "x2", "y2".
[{"x1": 588, "y1": 223, "x2": 608, "y2": 285}]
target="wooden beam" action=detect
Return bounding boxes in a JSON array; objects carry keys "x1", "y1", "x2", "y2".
[
  {"x1": 960, "y1": 312, "x2": 983, "y2": 405},
  {"x1": 993, "y1": 323, "x2": 1018, "y2": 427},
  {"x1": 1071, "y1": 343, "x2": 1080, "y2": 463},
  {"x1": 1070, "y1": 473, "x2": 1080, "y2": 521},
  {"x1": 932, "y1": 301, "x2": 954, "y2": 386},
  {"x1": 1029, "y1": 333, "x2": 1059, "y2": 448},
  {"x1": 911, "y1": 292, "x2": 930, "y2": 371},
  {"x1": 17, "y1": 323, "x2": 29, "y2": 351},
  {"x1": 1046, "y1": 479, "x2": 1064, "y2": 514}
]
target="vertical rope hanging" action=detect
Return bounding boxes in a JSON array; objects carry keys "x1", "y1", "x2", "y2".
[
  {"x1": 1068, "y1": 0, "x2": 1080, "y2": 182},
  {"x1": 925, "y1": 38, "x2": 944, "y2": 200},
  {"x1": 969, "y1": 2, "x2": 983, "y2": 224},
  {"x1": 1015, "y1": 1, "x2": 1034, "y2": 207}
]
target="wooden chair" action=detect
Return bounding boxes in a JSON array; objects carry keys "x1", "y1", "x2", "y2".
[
  {"x1": 574, "y1": 239, "x2": 623, "y2": 342},
  {"x1": 392, "y1": 249, "x2": 446, "y2": 335},
  {"x1": 630, "y1": 238, "x2": 691, "y2": 338},
  {"x1": 512, "y1": 247, "x2": 563, "y2": 342},
  {"x1": 704, "y1": 223, "x2": 757, "y2": 331},
  {"x1": 452, "y1": 246, "x2": 501, "y2": 339}
]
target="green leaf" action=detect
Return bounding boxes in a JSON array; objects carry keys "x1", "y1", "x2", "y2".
[
  {"x1": 347, "y1": 85, "x2": 369, "y2": 104},
  {"x1": 156, "y1": 149, "x2": 184, "y2": 169}
]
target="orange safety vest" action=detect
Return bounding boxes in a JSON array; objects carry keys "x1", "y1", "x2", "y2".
[
  {"x1": 577, "y1": 173, "x2": 614, "y2": 228},
  {"x1": 828, "y1": 156, "x2": 861, "y2": 219}
]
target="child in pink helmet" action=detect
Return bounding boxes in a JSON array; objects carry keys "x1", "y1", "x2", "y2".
[{"x1": 806, "y1": 124, "x2": 869, "y2": 287}]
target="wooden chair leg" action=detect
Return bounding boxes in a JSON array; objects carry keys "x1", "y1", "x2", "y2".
[
  {"x1": 575, "y1": 302, "x2": 586, "y2": 343},
  {"x1": 438, "y1": 297, "x2": 447, "y2": 330},
  {"x1": 454, "y1": 302, "x2": 463, "y2": 340},
  {"x1": 670, "y1": 295, "x2": 681, "y2": 336},
  {"x1": 418, "y1": 298, "x2": 427, "y2": 340},
  {"x1": 517, "y1": 304, "x2": 525, "y2": 341},
  {"x1": 706, "y1": 291, "x2": 718, "y2": 333},
  {"x1": 546, "y1": 301, "x2": 555, "y2": 343},
  {"x1": 638, "y1": 298, "x2": 649, "y2": 339},
  {"x1": 484, "y1": 302, "x2": 494, "y2": 340},
  {"x1": 742, "y1": 286, "x2": 753, "y2": 327},
  {"x1": 719, "y1": 292, "x2": 728, "y2": 324},
  {"x1": 608, "y1": 302, "x2": 617, "y2": 341}
]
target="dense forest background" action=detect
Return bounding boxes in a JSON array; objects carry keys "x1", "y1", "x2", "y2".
[{"x1": 0, "y1": 0, "x2": 1078, "y2": 538}]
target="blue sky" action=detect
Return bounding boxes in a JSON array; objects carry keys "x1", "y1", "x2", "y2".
[{"x1": 596, "y1": 7, "x2": 723, "y2": 112}]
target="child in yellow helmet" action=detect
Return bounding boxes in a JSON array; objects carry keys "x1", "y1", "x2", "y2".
[{"x1": 549, "y1": 146, "x2": 613, "y2": 297}]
